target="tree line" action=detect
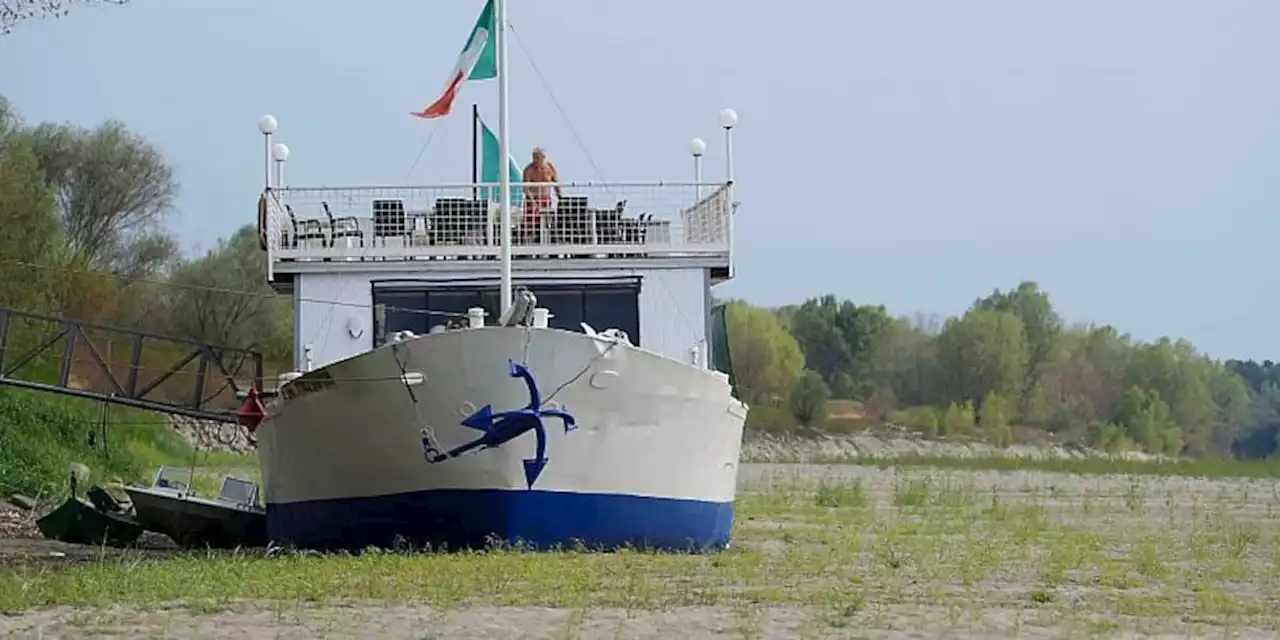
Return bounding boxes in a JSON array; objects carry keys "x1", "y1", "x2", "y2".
[
  {"x1": 725, "y1": 283, "x2": 1279, "y2": 460},
  {"x1": 0, "y1": 95, "x2": 291, "y2": 366}
]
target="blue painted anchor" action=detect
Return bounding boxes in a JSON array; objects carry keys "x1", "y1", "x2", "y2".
[{"x1": 422, "y1": 360, "x2": 576, "y2": 488}]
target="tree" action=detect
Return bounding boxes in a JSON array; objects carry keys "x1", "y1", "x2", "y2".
[
  {"x1": 974, "y1": 281, "x2": 1063, "y2": 402},
  {"x1": 935, "y1": 308, "x2": 1027, "y2": 408},
  {"x1": 0, "y1": 123, "x2": 62, "y2": 311},
  {"x1": 1208, "y1": 369, "x2": 1251, "y2": 443},
  {"x1": 166, "y1": 224, "x2": 292, "y2": 363},
  {"x1": 788, "y1": 370, "x2": 830, "y2": 426},
  {"x1": 1227, "y1": 359, "x2": 1280, "y2": 394},
  {"x1": 1025, "y1": 324, "x2": 1131, "y2": 435},
  {"x1": 1, "y1": 0, "x2": 128, "y2": 34},
  {"x1": 1226, "y1": 360, "x2": 1280, "y2": 459},
  {"x1": 1113, "y1": 387, "x2": 1178, "y2": 454},
  {"x1": 1121, "y1": 339, "x2": 1220, "y2": 452},
  {"x1": 0, "y1": 95, "x2": 16, "y2": 137},
  {"x1": 27, "y1": 119, "x2": 179, "y2": 277},
  {"x1": 871, "y1": 315, "x2": 941, "y2": 407},
  {"x1": 724, "y1": 300, "x2": 805, "y2": 406},
  {"x1": 940, "y1": 401, "x2": 976, "y2": 437},
  {"x1": 979, "y1": 390, "x2": 1013, "y2": 447},
  {"x1": 789, "y1": 295, "x2": 890, "y2": 399},
  {"x1": 1233, "y1": 380, "x2": 1280, "y2": 459}
]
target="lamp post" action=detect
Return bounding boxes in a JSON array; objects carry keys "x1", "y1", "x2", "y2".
[
  {"x1": 718, "y1": 108, "x2": 737, "y2": 184},
  {"x1": 257, "y1": 114, "x2": 278, "y2": 190},
  {"x1": 271, "y1": 142, "x2": 290, "y2": 188},
  {"x1": 689, "y1": 137, "x2": 706, "y2": 199},
  {"x1": 718, "y1": 108, "x2": 738, "y2": 280}
]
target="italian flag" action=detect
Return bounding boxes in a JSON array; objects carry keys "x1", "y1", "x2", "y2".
[{"x1": 411, "y1": 0, "x2": 497, "y2": 119}]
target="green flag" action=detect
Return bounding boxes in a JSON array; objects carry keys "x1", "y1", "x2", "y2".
[
  {"x1": 479, "y1": 115, "x2": 522, "y2": 205},
  {"x1": 466, "y1": 0, "x2": 497, "y2": 81}
]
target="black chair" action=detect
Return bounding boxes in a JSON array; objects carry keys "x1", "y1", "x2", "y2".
[
  {"x1": 560, "y1": 195, "x2": 589, "y2": 210},
  {"x1": 459, "y1": 199, "x2": 489, "y2": 245},
  {"x1": 553, "y1": 195, "x2": 590, "y2": 245},
  {"x1": 322, "y1": 201, "x2": 365, "y2": 248},
  {"x1": 637, "y1": 213, "x2": 657, "y2": 255},
  {"x1": 431, "y1": 197, "x2": 468, "y2": 245},
  {"x1": 596, "y1": 200, "x2": 627, "y2": 245},
  {"x1": 372, "y1": 199, "x2": 407, "y2": 246},
  {"x1": 286, "y1": 205, "x2": 328, "y2": 248},
  {"x1": 619, "y1": 212, "x2": 651, "y2": 246}
]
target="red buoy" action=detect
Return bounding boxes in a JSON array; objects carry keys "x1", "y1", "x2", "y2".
[{"x1": 236, "y1": 387, "x2": 269, "y2": 433}]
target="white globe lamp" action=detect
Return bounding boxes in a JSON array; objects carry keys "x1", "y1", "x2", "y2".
[
  {"x1": 271, "y1": 143, "x2": 290, "y2": 187},
  {"x1": 257, "y1": 114, "x2": 278, "y2": 188},
  {"x1": 257, "y1": 114, "x2": 278, "y2": 135},
  {"x1": 718, "y1": 108, "x2": 738, "y2": 129}
]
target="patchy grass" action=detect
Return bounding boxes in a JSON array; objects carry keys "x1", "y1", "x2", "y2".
[
  {"x1": 3, "y1": 465, "x2": 1280, "y2": 636},
  {"x1": 0, "y1": 342, "x2": 260, "y2": 502},
  {"x1": 0, "y1": 382, "x2": 256, "y2": 502},
  {"x1": 0, "y1": 386, "x2": 185, "y2": 499},
  {"x1": 817, "y1": 451, "x2": 1280, "y2": 479}
]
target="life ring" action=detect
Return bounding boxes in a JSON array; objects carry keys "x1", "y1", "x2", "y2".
[{"x1": 257, "y1": 193, "x2": 269, "y2": 251}]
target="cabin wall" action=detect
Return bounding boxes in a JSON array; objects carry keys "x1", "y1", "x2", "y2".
[
  {"x1": 292, "y1": 266, "x2": 708, "y2": 371},
  {"x1": 293, "y1": 272, "x2": 374, "y2": 371},
  {"x1": 636, "y1": 267, "x2": 709, "y2": 365}
]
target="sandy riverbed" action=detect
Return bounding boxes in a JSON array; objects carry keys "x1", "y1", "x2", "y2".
[{"x1": 4, "y1": 463, "x2": 1280, "y2": 639}]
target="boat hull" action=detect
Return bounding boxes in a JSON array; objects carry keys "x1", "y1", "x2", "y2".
[
  {"x1": 126, "y1": 487, "x2": 267, "y2": 548},
  {"x1": 257, "y1": 327, "x2": 747, "y2": 552},
  {"x1": 36, "y1": 497, "x2": 143, "y2": 547},
  {"x1": 266, "y1": 488, "x2": 735, "y2": 552}
]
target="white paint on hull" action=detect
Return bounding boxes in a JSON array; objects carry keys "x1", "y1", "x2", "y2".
[{"x1": 257, "y1": 327, "x2": 746, "y2": 507}]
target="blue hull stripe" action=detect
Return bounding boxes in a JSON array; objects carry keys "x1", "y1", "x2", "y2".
[{"x1": 266, "y1": 489, "x2": 736, "y2": 552}]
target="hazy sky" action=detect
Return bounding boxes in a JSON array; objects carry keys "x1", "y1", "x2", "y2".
[{"x1": 2, "y1": 1, "x2": 1278, "y2": 360}]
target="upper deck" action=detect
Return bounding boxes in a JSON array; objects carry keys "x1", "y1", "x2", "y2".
[{"x1": 259, "y1": 180, "x2": 735, "y2": 280}]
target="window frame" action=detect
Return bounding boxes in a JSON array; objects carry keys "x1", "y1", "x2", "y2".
[{"x1": 370, "y1": 277, "x2": 641, "y2": 347}]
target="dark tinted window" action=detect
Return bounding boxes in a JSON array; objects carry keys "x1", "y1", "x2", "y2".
[
  {"x1": 479, "y1": 291, "x2": 502, "y2": 321},
  {"x1": 373, "y1": 290, "x2": 428, "y2": 340},
  {"x1": 531, "y1": 288, "x2": 584, "y2": 332},
  {"x1": 426, "y1": 290, "x2": 481, "y2": 328},
  {"x1": 372, "y1": 282, "x2": 641, "y2": 346},
  {"x1": 584, "y1": 287, "x2": 640, "y2": 343}
]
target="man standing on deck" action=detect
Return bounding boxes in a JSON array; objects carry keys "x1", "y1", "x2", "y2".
[{"x1": 520, "y1": 147, "x2": 561, "y2": 243}]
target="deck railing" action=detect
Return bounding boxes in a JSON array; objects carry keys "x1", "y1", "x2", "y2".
[{"x1": 260, "y1": 181, "x2": 731, "y2": 267}]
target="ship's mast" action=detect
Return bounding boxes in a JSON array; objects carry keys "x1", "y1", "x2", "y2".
[{"x1": 495, "y1": 0, "x2": 513, "y2": 316}]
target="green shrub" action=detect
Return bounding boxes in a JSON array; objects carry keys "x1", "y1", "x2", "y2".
[
  {"x1": 980, "y1": 392, "x2": 1013, "y2": 447},
  {"x1": 941, "y1": 401, "x2": 976, "y2": 438},
  {"x1": 889, "y1": 406, "x2": 940, "y2": 436},
  {"x1": 788, "y1": 370, "x2": 830, "y2": 426}
]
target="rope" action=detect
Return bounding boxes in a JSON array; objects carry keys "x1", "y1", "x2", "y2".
[
  {"x1": 0, "y1": 344, "x2": 559, "y2": 385},
  {"x1": 506, "y1": 22, "x2": 698, "y2": 353},
  {"x1": 507, "y1": 20, "x2": 610, "y2": 188},
  {"x1": 541, "y1": 339, "x2": 620, "y2": 406},
  {"x1": 401, "y1": 118, "x2": 444, "y2": 183},
  {"x1": 0, "y1": 258, "x2": 473, "y2": 319}
]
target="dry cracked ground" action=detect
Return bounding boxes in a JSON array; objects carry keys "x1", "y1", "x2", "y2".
[{"x1": 4, "y1": 463, "x2": 1280, "y2": 639}]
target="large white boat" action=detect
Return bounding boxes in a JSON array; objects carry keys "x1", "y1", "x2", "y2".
[{"x1": 248, "y1": 0, "x2": 746, "y2": 551}]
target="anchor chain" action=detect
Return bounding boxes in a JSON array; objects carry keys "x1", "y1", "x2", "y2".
[{"x1": 391, "y1": 342, "x2": 446, "y2": 461}]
